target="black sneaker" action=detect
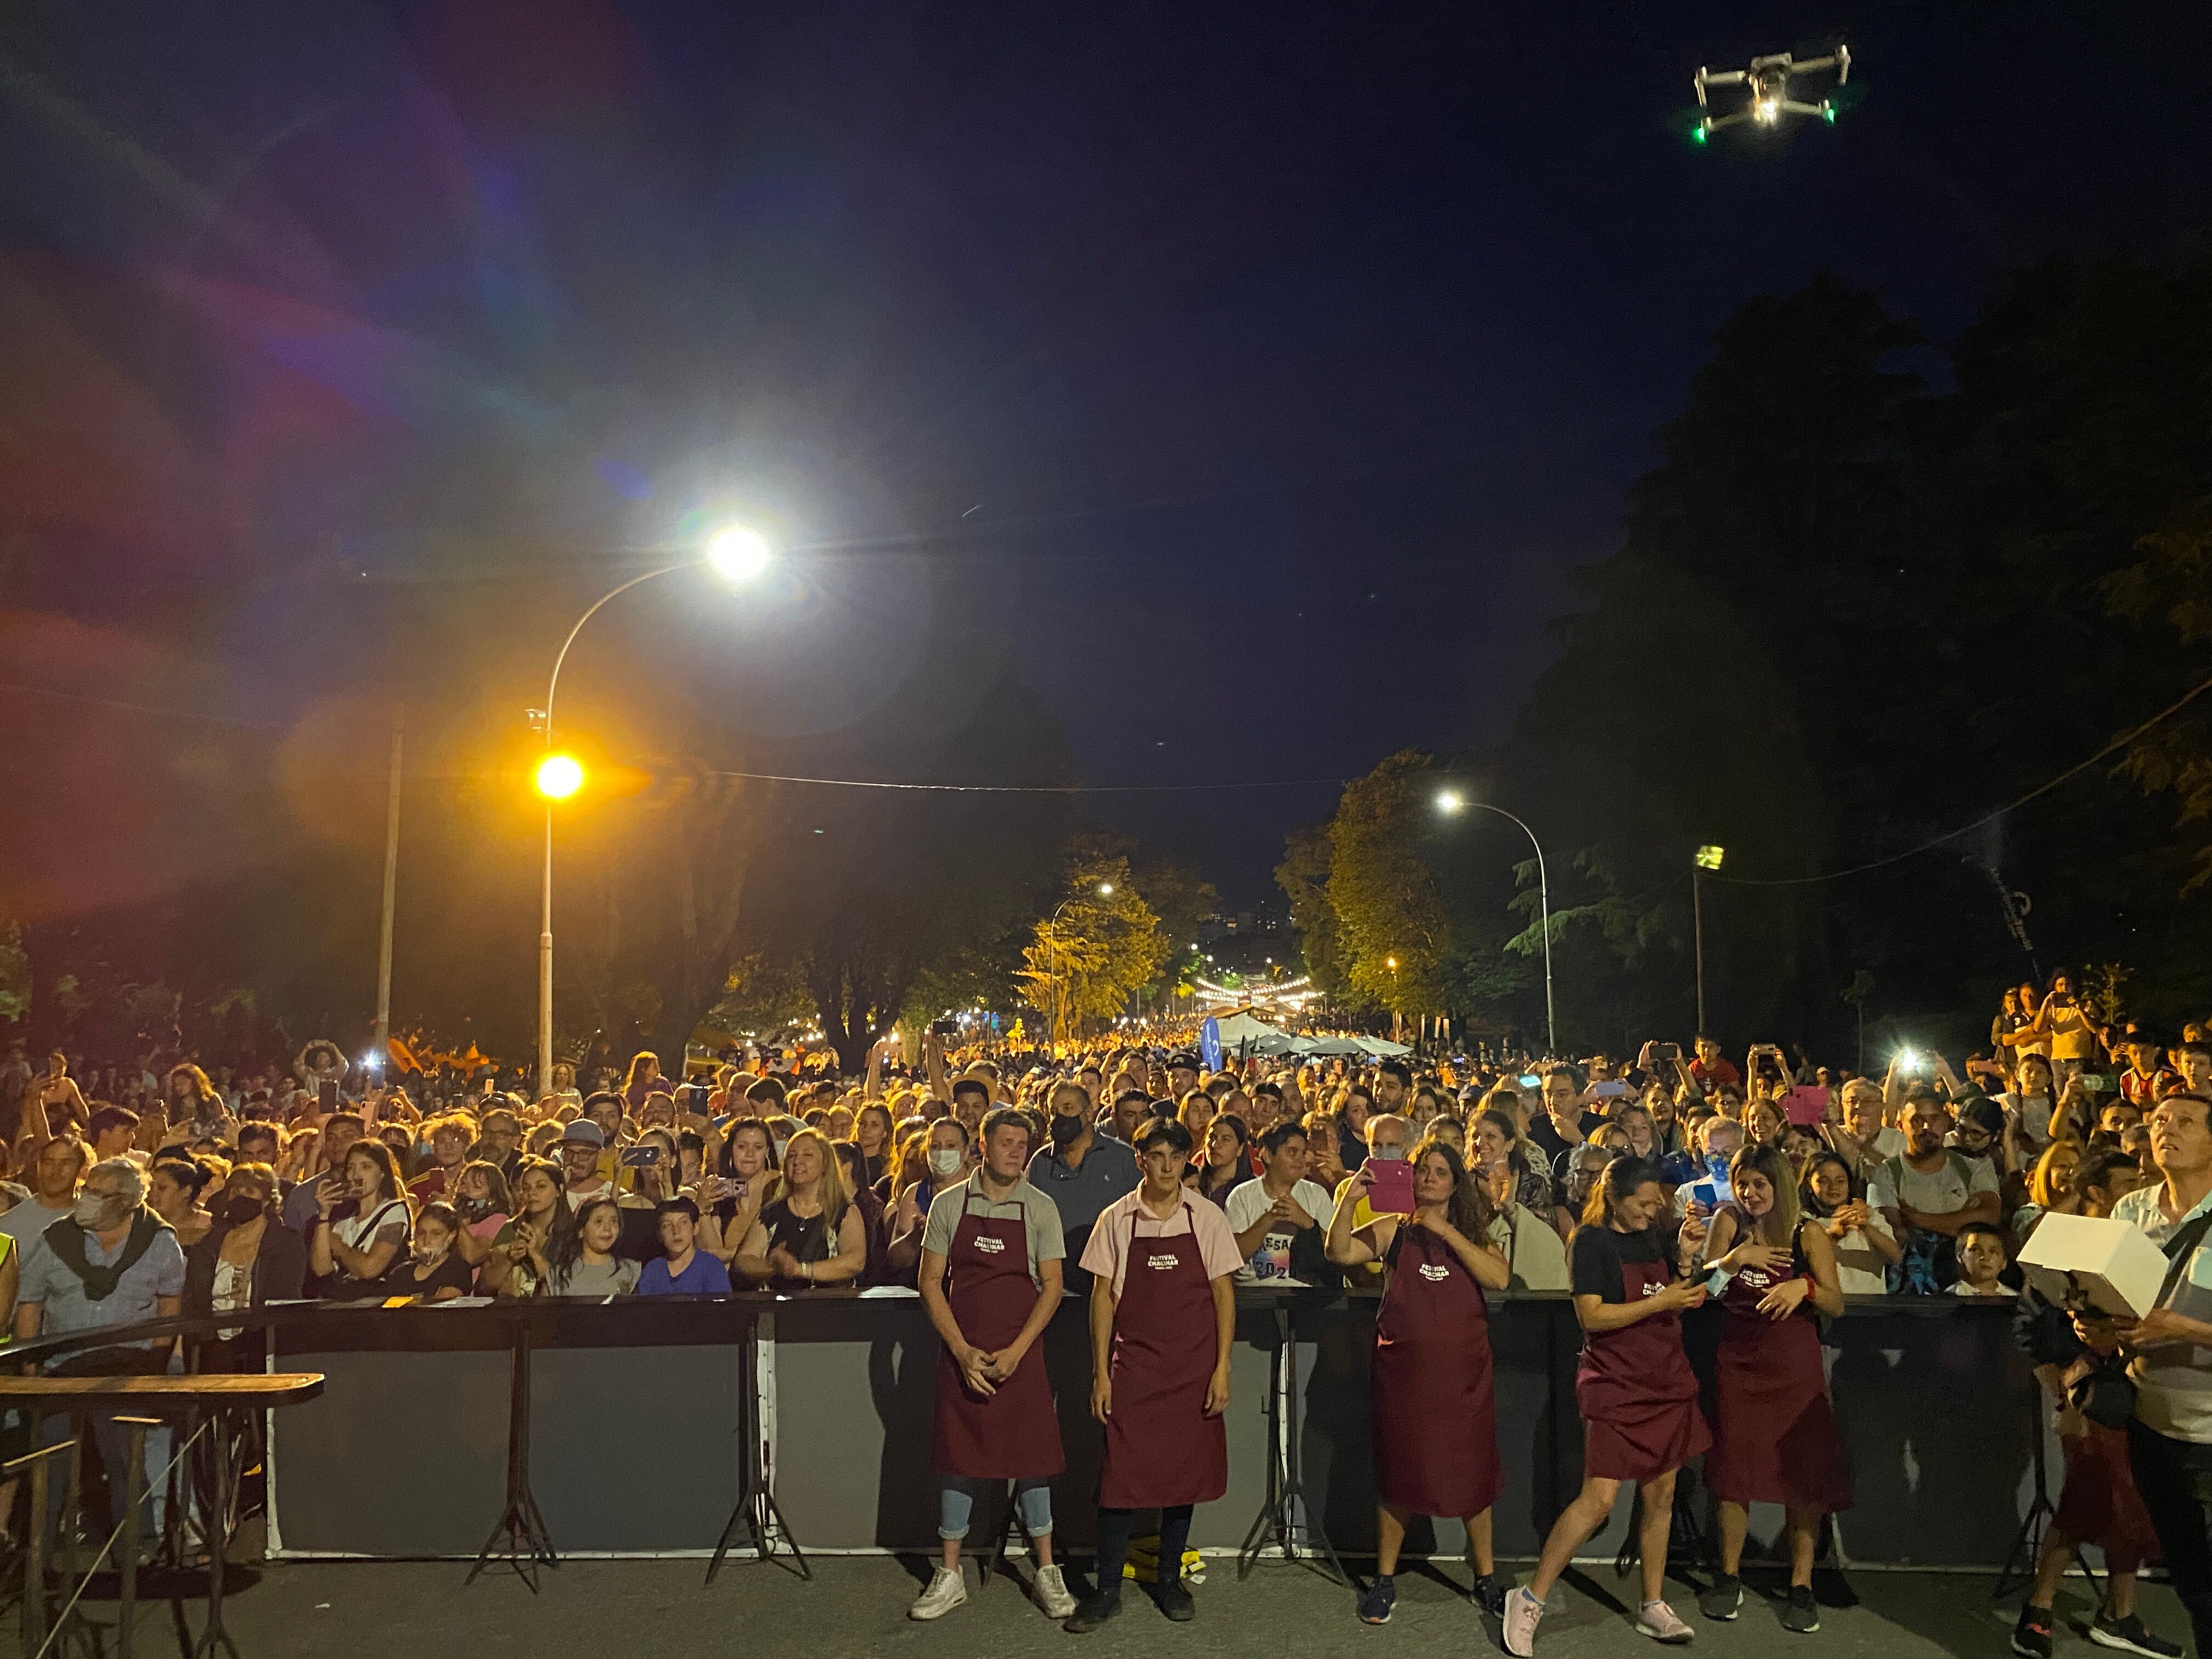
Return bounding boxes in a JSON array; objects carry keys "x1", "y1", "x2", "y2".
[
  {"x1": 1153, "y1": 1579, "x2": 1196, "y2": 1622},
  {"x1": 1357, "y1": 1576, "x2": 1396, "y2": 1624},
  {"x1": 2012, "y1": 1604, "x2": 2055, "y2": 1659},
  {"x1": 1064, "y1": 1593, "x2": 1122, "y2": 1634},
  {"x1": 1781, "y1": 1584, "x2": 1820, "y2": 1634},
  {"x1": 1698, "y1": 1572, "x2": 1742, "y2": 1621},
  {"x1": 1471, "y1": 1572, "x2": 1509, "y2": 1618},
  {"x1": 2089, "y1": 1613, "x2": 2185, "y2": 1658}
]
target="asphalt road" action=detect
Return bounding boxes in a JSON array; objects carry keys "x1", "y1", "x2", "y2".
[{"x1": 38, "y1": 1550, "x2": 2189, "y2": 1659}]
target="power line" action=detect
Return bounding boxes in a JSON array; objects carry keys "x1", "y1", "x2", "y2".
[
  {"x1": 1708, "y1": 669, "x2": 2212, "y2": 888},
  {"x1": 710, "y1": 769, "x2": 1347, "y2": 794}
]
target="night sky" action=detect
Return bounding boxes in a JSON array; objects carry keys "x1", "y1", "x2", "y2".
[{"x1": 5, "y1": 0, "x2": 2211, "y2": 917}]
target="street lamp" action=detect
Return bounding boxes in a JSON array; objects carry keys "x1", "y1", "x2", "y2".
[
  {"x1": 1693, "y1": 845, "x2": 1725, "y2": 1036},
  {"x1": 1045, "y1": 882, "x2": 1113, "y2": 1047},
  {"x1": 1436, "y1": 788, "x2": 1556, "y2": 1056},
  {"x1": 532, "y1": 524, "x2": 775, "y2": 1093}
]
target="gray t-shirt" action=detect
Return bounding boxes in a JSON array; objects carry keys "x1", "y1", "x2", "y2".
[
  {"x1": 17, "y1": 1214, "x2": 188, "y2": 1358},
  {"x1": 921, "y1": 1175, "x2": 1066, "y2": 1290},
  {"x1": 548, "y1": 1256, "x2": 640, "y2": 1297},
  {"x1": 1869, "y1": 1152, "x2": 1997, "y2": 1219}
]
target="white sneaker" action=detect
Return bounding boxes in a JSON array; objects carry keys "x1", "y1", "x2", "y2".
[
  {"x1": 1504, "y1": 1586, "x2": 1547, "y2": 1657},
  {"x1": 909, "y1": 1565, "x2": 968, "y2": 1621},
  {"x1": 1637, "y1": 1599, "x2": 1695, "y2": 1643},
  {"x1": 1034, "y1": 1563, "x2": 1078, "y2": 1619}
]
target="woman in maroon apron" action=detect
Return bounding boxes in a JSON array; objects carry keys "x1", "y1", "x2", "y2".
[
  {"x1": 913, "y1": 1108, "x2": 1073, "y2": 1623},
  {"x1": 1505, "y1": 1155, "x2": 1708, "y2": 1656},
  {"x1": 1069, "y1": 1117, "x2": 1240, "y2": 1634},
  {"x1": 1695, "y1": 1143, "x2": 1849, "y2": 1636},
  {"x1": 1325, "y1": 1134, "x2": 1513, "y2": 1625}
]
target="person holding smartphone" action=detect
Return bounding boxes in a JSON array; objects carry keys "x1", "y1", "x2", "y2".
[
  {"x1": 1505, "y1": 1156, "x2": 1709, "y2": 1654},
  {"x1": 1330, "y1": 1114, "x2": 1413, "y2": 1284},
  {"x1": 1327, "y1": 1135, "x2": 1511, "y2": 1624}
]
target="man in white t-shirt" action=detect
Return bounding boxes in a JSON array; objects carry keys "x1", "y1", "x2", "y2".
[{"x1": 1223, "y1": 1121, "x2": 1332, "y2": 1285}]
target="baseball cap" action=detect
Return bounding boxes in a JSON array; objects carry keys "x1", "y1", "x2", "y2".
[
  {"x1": 560, "y1": 1120, "x2": 606, "y2": 1148},
  {"x1": 1166, "y1": 1051, "x2": 1201, "y2": 1072}
]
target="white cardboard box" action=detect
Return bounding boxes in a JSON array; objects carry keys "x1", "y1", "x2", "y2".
[{"x1": 2017, "y1": 1212, "x2": 2171, "y2": 1319}]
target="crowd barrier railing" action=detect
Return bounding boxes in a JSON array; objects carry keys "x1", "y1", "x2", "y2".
[{"x1": 8, "y1": 1290, "x2": 2049, "y2": 1577}]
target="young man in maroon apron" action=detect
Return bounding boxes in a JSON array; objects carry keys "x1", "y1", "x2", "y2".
[
  {"x1": 913, "y1": 1107, "x2": 1075, "y2": 1622},
  {"x1": 1068, "y1": 1116, "x2": 1242, "y2": 1633},
  {"x1": 1506, "y1": 1156, "x2": 1709, "y2": 1655},
  {"x1": 1325, "y1": 1133, "x2": 1514, "y2": 1626}
]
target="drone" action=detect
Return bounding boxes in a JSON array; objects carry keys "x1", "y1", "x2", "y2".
[{"x1": 1692, "y1": 46, "x2": 1849, "y2": 141}]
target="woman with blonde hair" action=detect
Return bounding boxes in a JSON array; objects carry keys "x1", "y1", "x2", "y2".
[
  {"x1": 2015, "y1": 1139, "x2": 2085, "y2": 1239},
  {"x1": 737, "y1": 1127, "x2": 866, "y2": 1292}
]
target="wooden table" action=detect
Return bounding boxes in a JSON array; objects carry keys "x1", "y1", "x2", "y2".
[{"x1": 2, "y1": 1372, "x2": 325, "y2": 1658}]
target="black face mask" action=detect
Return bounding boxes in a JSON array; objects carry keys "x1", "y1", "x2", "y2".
[
  {"x1": 1050, "y1": 1113, "x2": 1085, "y2": 1148},
  {"x1": 219, "y1": 1196, "x2": 264, "y2": 1227}
]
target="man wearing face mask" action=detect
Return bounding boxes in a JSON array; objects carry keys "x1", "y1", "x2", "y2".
[
  {"x1": 1332, "y1": 1114, "x2": 1413, "y2": 1284},
  {"x1": 1028, "y1": 1081, "x2": 1138, "y2": 1291},
  {"x1": 14, "y1": 1158, "x2": 187, "y2": 1534}
]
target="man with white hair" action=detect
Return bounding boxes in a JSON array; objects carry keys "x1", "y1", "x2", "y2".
[{"x1": 14, "y1": 1156, "x2": 187, "y2": 1535}]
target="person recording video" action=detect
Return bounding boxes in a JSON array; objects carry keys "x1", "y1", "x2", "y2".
[{"x1": 1326, "y1": 1135, "x2": 1513, "y2": 1624}]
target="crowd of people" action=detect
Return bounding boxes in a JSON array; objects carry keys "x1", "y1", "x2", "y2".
[{"x1": 2, "y1": 965, "x2": 2211, "y2": 1651}]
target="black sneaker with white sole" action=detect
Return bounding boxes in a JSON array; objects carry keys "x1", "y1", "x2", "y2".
[
  {"x1": 1781, "y1": 1584, "x2": 1820, "y2": 1634},
  {"x1": 1698, "y1": 1572, "x2": 1743, "y2": 1621},
  {"x1": 2012, "y1": 1604, "x2": 2055, "y2": 1659},
  {"x1": 2089, "y1": 1613, "x2": 2185, "y2": 1658}
]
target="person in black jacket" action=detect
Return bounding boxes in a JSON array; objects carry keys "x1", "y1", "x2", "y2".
[{"x1": 184, "y1": 1161, "x2": 308, "y2": 1370}]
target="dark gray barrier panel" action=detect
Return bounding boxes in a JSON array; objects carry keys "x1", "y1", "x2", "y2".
[
  {"x1": 265, "y1": 1291, "x2": 2037, "y2": 1565},
  {"x1": 766, "y1": 1292, "x2": 1281, "y2": 1550},
  {"x1": 272, "y1": 1301, "x2": 750, "y2": 1557}
]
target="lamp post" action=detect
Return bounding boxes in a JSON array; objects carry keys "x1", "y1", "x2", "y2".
[
  {"x1": 1435, "y1": 790, "x2": 1556, "y2": 1057},
  {"x1": 1693, "y1": 844, "x2": 1725, "y2": 1036},
  {"x1": 1044, "y1": 883, "x2": 1111, "y2": 1047},
  {"x1": 531, "y1": 524, "x2": 774, "y2": 1095}
]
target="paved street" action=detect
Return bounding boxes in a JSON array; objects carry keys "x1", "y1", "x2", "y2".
[{"x1": 37, "y1": 1551, "x2": 2186, "y2": 1658}]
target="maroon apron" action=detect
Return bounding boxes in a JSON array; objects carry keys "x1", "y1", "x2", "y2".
[
  {"x1": 1372, "y1": 1223, "x2": 1502, "y2": 1518},
  {"x1": 1100, "y1": 1201, "x2": 1228, "y2": 1509},
  {"x1": 1705, "y1": 1221, "x2": 1852, "y2": 1512},
  {"x1": 2056, "y1": 1421, "x2": 2160, "y2": 1568},
  {"x1": 931, "y1": 1199, "x2": 1065, "y2": 1479},
  {"x1": 1574, "y1": 1234, "x2": 1711, "y2": 1482}
]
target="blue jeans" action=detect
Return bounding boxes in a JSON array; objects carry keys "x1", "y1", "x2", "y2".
[{"x1": 939, "y1": 1477, "x2": 1053, "y2": 1541}]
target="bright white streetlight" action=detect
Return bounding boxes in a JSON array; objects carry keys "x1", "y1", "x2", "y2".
[
  {"x1": 534, "y1": 517, "x2": 780, "y2": 1092},
  {"x1": 1097, "y1": 882, "x2": 1114, "y2": 897},
  {"x1": 705, "y1": 523, "x2": 774, "y2": 584},
  {"x1": 1435, "y1": 788, "x2": 1557, "y2": 1054}
]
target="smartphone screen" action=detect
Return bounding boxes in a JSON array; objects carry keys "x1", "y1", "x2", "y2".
[{"x1": 318, "y1": 1079, "x2": 340, "y2": 1112}]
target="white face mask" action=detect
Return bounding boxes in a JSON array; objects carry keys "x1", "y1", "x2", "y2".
[
  {"x1": 928, "y1": 1148, "x2": 963, "y2": 1177},
  {"x1": 1370, "y1": 1144, "x2": 1407, "y2": 1163}
]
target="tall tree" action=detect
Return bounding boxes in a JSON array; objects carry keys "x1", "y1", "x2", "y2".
[
  {"x1": 1326, "y1": 751, "x2": 1449, "y2": 1017},
  {"x1": 1019, "y1": 855, "x2": 1168, "y2": 1038}
]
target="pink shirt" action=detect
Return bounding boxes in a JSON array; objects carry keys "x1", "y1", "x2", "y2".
[{"x1": 1079, "y1": 1187, "x2": 1243, "y2": 1297}]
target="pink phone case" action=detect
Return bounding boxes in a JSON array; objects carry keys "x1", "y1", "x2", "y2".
[{"x1": 1365, "y1": 1159, "x2": 1415, "y2": 1215}]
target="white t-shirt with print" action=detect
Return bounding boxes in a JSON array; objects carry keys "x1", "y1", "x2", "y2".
[{"x1": 1222, "y1": 1178, "x2": 1333, "y2": 1284}]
